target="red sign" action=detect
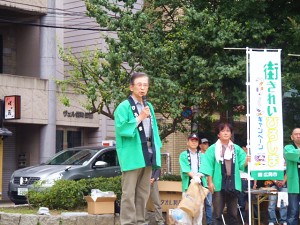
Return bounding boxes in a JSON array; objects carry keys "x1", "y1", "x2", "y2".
[{"x1": 4, "y1": 95, "x2": 21, "y2": 120}]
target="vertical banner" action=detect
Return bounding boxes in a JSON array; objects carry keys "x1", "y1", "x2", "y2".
[{"x1": 248, "y1": 49, "x2": 284, "y2": 180}]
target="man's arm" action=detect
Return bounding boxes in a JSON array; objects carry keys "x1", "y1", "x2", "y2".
[
  {"x1": 284, "y1": 144, "x2": 300, "y2": 162},
  {"x1": 207, "y1": 176, "x2": 215, "y2": 194},
  {"x1": 152, "y1": 169, "x2": 161, "y2": 181}
]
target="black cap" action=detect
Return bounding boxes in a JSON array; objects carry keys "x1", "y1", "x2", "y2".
[{"x1": 188, "y1": 133, "x2": 199, "y2": 140}]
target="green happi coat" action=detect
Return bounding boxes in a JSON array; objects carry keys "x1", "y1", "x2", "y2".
[
  {"x1": 114, "y1": 99, "x2": 162, "y2": 172},
  {"x1": 284, "y1": 144, "x2": 300, "y2": 194},
  {"x1": 199, "y1": 143, "x2": 246, "y2": 192},
  {"x1": 179, "y1": 150, "x2": 208, "y2": 192}
]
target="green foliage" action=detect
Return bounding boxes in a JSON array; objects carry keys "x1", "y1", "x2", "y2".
[
  {"x1": 57, "y1": 0, "x2": 300, "y2": 138},
  {"x1": 283, "y1": 93, "x2": 300, "y2": 143},
  {"x1": 160, "y1": 174, "x2": 181, "y2": 181},
  {"x1": 28, "y1": 176, "x2": 122, "y2": 210}
]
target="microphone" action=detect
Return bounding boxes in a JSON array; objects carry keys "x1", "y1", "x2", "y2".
[{"x1": 142, "y1": 96, "x2": 148, "y2": 107}]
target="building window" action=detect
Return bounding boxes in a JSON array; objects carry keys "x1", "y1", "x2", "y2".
[
  {"x1": 67, "y1": 130, "x2": 81, "y2": 148},
  {"x1": 56, "y1": 130, "x2": 64, "y2": 152},
  {"x1": 56, "y1": 129, "x2": 82, "y2": 152}
]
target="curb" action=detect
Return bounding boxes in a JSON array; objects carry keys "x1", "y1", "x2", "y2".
[{"x1": 0, "y1": 212, "x2": 121, "y2": 225}]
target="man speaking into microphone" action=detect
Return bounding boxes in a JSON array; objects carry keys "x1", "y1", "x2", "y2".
[{"x1": 114, "y1": 72, "x2": 162, "y2": 225}]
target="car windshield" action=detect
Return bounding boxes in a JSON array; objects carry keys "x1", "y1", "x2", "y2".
[{"x1": 46, "y1": 149, "x2": 98, "y2": 165}]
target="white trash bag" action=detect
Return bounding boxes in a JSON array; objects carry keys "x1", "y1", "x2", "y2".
[{"x1": 91, "y1": 189, "x2": 115, "y2": 201}]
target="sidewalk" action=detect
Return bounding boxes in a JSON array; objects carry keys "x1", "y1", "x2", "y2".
[{"x1": 0, "y1": 200, "x2": 16, "y2": 207}]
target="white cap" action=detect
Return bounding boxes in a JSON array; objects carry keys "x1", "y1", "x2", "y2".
[{"x1": 201, "y1": 138, "x2": 209, "y2": 143}]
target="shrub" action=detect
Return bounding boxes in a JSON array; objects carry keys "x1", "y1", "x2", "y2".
[
  {"x1": 28, "y1": 176, "x2": 122, "y2": 210},
  {"x1": 160, "y1": 174, "x2": 181, "y2": 181}
]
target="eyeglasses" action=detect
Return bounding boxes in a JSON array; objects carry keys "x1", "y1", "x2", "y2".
[{"x1": 134, "y1": 83, "x2": 149, "y2": 88}]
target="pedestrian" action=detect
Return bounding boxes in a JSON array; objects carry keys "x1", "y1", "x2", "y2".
[
  {"x1": 284, "y1": 127, "x2": 300, "y2": 225},
  {"x1": 114, "y1": 72, "x2": 162, "y2": 225},
  {"x1": 146, "y1": 169, "x2": 165, "y2": 225},
  {"x1": 199, "y1": 137, "x2": 213, "y2": 225},
  {"x1": 179, "y1": 133, "x2": 207, "y2": 225},
  {"x1": 200, "y1": 122, "x2": 248, "y2": 225}
]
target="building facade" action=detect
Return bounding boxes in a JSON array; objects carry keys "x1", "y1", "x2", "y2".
[{"x1": 0, "y1": 0, "x2": 111, "y2": 200}]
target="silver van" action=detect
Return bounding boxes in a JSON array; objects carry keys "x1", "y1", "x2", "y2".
[{"x1": 8, "y1": 144, "x2": 121, "y2": 204}]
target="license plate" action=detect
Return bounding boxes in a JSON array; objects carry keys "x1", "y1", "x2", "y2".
[{"x1": 18, "y1": 188, "x2": 28, "y2": 196}]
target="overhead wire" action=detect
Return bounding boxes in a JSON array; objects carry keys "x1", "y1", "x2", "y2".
[
  {"x1": 0, "y1": 0, "x2": 120, "y2": 31},
  {"x1": 0, "y1": 18, "x2": 110, "y2": 31}
]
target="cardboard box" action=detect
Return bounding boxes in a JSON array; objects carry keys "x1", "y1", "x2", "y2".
[
  {"x1": 147, "y1": 181, "x2": 182, "y2": 213},
  {"x1": 158, "y1": 181, "x2": 182, "y2": 192},
  {"x1": 84, "y1": 196, "x2": 116, "y2": 214}
]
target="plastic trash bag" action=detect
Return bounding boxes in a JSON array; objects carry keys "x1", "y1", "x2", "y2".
[
  {"x1": 91, "y1": 189, "x2": 115, "y2": 201},
  {"x1": 37, "y1": 207, "x2": 50, "y2": 216},
  {"x1": 169, "y1": 208, "x2": 192, "y2": 225}
]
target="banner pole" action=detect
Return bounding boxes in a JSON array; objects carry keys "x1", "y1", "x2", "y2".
[{"x1": 246, "y1": 47, "x2": 252, "y2": 225}]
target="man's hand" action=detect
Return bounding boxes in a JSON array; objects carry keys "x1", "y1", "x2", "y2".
[
  {"x1": 275, "y1": 180, "x2": 285, "y2": 188},
  {"x1": 208, "y1": 182, "x2": 215, "y2": 194},
  {"x1": 244, "y1": 155, "x2": 251, "y2": 166},
  {"x1": 150, "y1": 178, "x2": 155, "y2": 185},
  {"x1": 138, "y1": 106, "x2": 150, "y2": 122},
  {"x1": 252, "y1": 181, "x2": 257, "y2": 189},
  {"x1": 192, "y1": 176, "x2": 201, "y2": 184}
]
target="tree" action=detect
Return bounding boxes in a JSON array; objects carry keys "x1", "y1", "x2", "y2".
[{"x1": 57, "y1": 0, "x2": 300, "y2": 140}]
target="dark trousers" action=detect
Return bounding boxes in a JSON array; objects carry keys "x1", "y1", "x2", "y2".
[
  {"x1": 287, "y1": 193, "x2": 300, "y2": 225},
  {"x1": 238, "y1": 179, "x2": 258, "y2": 223},
  {"x1": 212, "y1": 190, "x2": 238, "y2": 225}
]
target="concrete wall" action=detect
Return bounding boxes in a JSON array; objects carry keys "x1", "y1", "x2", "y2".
[
  {"x1": 0, "y1": 74, "x2": 48, "y2": 124},
  {"x1": 16, "y1": 124, "x2": 41, "y2": 166},
  {"x1": 55, "y1": 91, "x2": 100, "y2": 128},
  {"x1": 16, "y1": 23, "x2": 41, "y2": 77},
  {"x1": 0, "y1": 74, "x2": 100, "y2": 127},
  {"x1": 0, "y1": 0, "x2": 48, "y2": 14}
]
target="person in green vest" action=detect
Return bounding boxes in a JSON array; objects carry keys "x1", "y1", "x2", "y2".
[
  {"x1": 114, "y1": 72, "x2": 162, "y2": 225},
  {"x1": 284, "y1": 127, "x2": 300, "y2": 225},
  {"x1": 199, "y1": 122, "x2": 248, "y2": 225},
  {"x1": 179, "y1": 133, "x2": 208, "y2": 225}
]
